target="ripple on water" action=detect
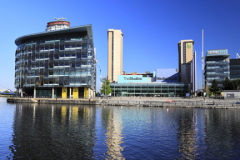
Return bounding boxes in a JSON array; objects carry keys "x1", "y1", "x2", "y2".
[{"x1": 1, "y1": 100, "x2": 240, "y2": 159}]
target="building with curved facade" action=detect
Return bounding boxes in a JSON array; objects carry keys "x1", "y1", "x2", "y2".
[{"x1": 15, "y1": 19, "x2": 96, "y2": 98}]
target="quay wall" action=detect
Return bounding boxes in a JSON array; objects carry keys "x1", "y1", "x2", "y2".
[{"x1": 7, "y1": 97, "x2": 240, "y2": 108}]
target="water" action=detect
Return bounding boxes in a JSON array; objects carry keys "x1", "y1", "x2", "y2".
[{"x1": 1, "y1": 97, "x2": 240, "y2": 159}]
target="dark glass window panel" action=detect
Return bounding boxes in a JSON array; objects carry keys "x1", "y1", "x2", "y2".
[
  {"x1": 64, "y1": 80, "x2": 69, "y2": 85},
  {"x1": 59, "y1": 70, "x2": 64, "y2": 75},
  {"x1": 76, "y1": 49, "x2": 81, "y2": 54},
  {"x1": 76, "y1": 42, "x2": 81, "y2": 47},
  {"x1": 65, "y1": 61, "x2": 70, "y2": 65},
  {"x1": 49, "y1": 70, "x2": 53, "y2": 75}
]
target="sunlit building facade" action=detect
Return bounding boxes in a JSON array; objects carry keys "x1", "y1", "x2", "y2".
[
  {"x1": 204, "y1": 49, "x2": 230, "y2": 87},
  {"x1": 15, "y1": 20, "x2": 96, "y2": 98},
  {"x1": 107, "y1": 29, "x2": 123, "y2": 83}
]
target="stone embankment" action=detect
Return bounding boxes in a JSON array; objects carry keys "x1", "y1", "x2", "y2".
[
  {"x1": 6, "y1": 97, "x2": 240, "y2": 108},
  {"x1": 7, "y1": 98, "x2": 99, "y2": 105}
]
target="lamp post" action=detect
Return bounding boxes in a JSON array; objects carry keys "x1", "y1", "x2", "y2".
[{"x1": 205, "y1": 80, "x2": 208, "y2": 97}]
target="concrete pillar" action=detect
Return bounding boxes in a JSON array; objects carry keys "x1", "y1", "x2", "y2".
[
  {"x1": 69, "y1": 87, "x2": 71, "y2": 99},
  {"x1": 21, "y1": 88, "x2": 23, "y2": 98},
  {"x1": 52, "y1": 88, "x2": 54, "y2": 99},
  {"x1": 34, "y1": 88, "x2": 36, "y2": 98},
  {"x1": 88, "y1": 88, "x2": 90, "y2": 99}
]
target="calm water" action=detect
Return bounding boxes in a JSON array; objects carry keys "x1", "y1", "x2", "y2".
[{"x1": 1, "y1": 97, "x2": 240, "y2": 159}]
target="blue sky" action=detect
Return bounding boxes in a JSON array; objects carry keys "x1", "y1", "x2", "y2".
[{"x1": 0, "y1": 0, "x2": 240, "y2": 92}]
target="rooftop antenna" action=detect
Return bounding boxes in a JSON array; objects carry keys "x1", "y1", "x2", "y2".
[
  {"x1": 236, "y1": 53, "x2": 240, "y2": 59},
  {"x1": 54, "y1": 17, "x2": 66, "y2": 21}
]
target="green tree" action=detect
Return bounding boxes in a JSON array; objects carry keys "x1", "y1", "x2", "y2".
[
  {"x1": 223, "y1": 77, "x2": 232, "y2": 90},
  {"x1": 4, "y1": 91, "x2": 10, "y2": 93},
  {"x1": 231, "y1": 79, "x2": 240, "y2": 90},
  {"x1": 209, "y1": 79, "x2": 220, "y2": 94},
  {"x1": 100, "y1": 78, "x2": 112, "y2": 95}
]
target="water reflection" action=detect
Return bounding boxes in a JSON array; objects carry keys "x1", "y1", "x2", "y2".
[
  {"x1": 101, "y1": 107, "x2": 124, "y2": 159},
  {"x1": 8, "y1": 103, "x2": 96, "y2": 159},
  {"x1": 176, "y1": 109, "x2": 198, "y2": 159},
  {"x1": 203, "y1": 109, "x2": 240, "y2": 159},
  {"x1": 2, "y1": 100, "x2": 240, "y2": 159}
]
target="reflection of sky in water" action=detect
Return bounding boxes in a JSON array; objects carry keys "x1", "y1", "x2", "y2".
[{"x1": 1, "y1": 97, "x2": 240, "y2": 159}]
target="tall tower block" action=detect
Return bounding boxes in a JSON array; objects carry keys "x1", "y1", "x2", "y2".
[{"x1": 107, "y1": 29, "x2": 123, "y2": 82}]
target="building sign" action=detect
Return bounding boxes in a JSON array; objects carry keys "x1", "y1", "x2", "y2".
[
  {"x1": 118, "y1": 75, "x2": 149, "y2": 83},
  {"x1": 187, "y1": 43, "x2": 192, "y2": 49},
  {"x1": 124, "y1": 77, "x2": 142, "y2": 80},
  {"x1": 156, "y1": 69, "x2": 178, "y2": 83}
]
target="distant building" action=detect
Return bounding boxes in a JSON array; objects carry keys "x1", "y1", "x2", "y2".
[
  {"x1": 110, "y1": 70, "x2": 190, "y2": 97},
  {"x1": 107, "y1": 29, "x2": 123, "y2": 83},
  {"x1": 178, "y1": 40, "x2": 197, "y2": 95},
  {"x1": 0, "y1": 89, "x2": 13, "y2": 93},
  {"x1": 15, "y1": 18, "x2": 96, "y2": 98},
  {"x1": 178, "y1": 40, "x2": 194, "y2": 83},
  {"x1": 204, "y1": 49, "x2": 230, "y2": 88},
  {"x1": 230, "y1": 59, "x2": 240, "y2": 80}
]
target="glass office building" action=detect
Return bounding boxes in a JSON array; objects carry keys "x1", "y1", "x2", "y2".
[
  {"x1": 110, "y1": 74, "x2": 190, "y2": 97},
  {"x1": 204, "y1": 49, "x2": 230, "y2": 87},
  {"x1": 230, "y1": 59, "x2": 240, "y2": 80},
  {"x1": 15, "y1": 22, "x2": 96, "y2": 98},
  {"x1": 110, "y1": 83, "x2": 190, "y2": 97}
]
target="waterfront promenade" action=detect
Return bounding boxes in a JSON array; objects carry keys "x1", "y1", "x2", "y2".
[{"x1": 7, "y1": 97, "x2": 240, "y2": 108}]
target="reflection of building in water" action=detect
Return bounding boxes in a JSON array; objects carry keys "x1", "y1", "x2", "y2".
[
  {"x1": 102, "y1": 107, "x2": 124, "y2": 159},
  {"x1": 10, "y1": 104, "x2": 96, "y2": 159},
  {"x1": 177, "y1": 109, "x2": 198, "y2": 159},
  {"x1": 203, "y1": 109, "x2": 239, "y2": 158}
]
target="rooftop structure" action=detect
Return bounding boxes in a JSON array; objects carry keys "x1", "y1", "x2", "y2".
[{"x1": 46, "y1": 17, "x2": 70, "y2": 31}]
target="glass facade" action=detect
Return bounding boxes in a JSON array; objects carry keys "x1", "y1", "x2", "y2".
[
  {"x1": 205, "y1": 49, "x2": 230, "y2": 87},
  {"x1": 230, "y1": 59, "x2": 240, "y2": 80},
  {"x1": 110, "y1": 83, "x2": 190, "y2": 97},
  {"x1": 15, "y1": 26, "x2": 96, "y2": 98}
]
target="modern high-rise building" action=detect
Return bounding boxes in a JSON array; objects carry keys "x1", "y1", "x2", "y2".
[
  {"x1": 15, "y1": 18, "x2": 96, "y2": 98},
  {"x1": 204, "y1": 49, "x2": 230, "y2": 88},
  {"x1": 178, "y1": 40, "x2": 194, "y2": 83},
  {"x1": 107, "y1": 29, "x2": 123, "y2": 82}
]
